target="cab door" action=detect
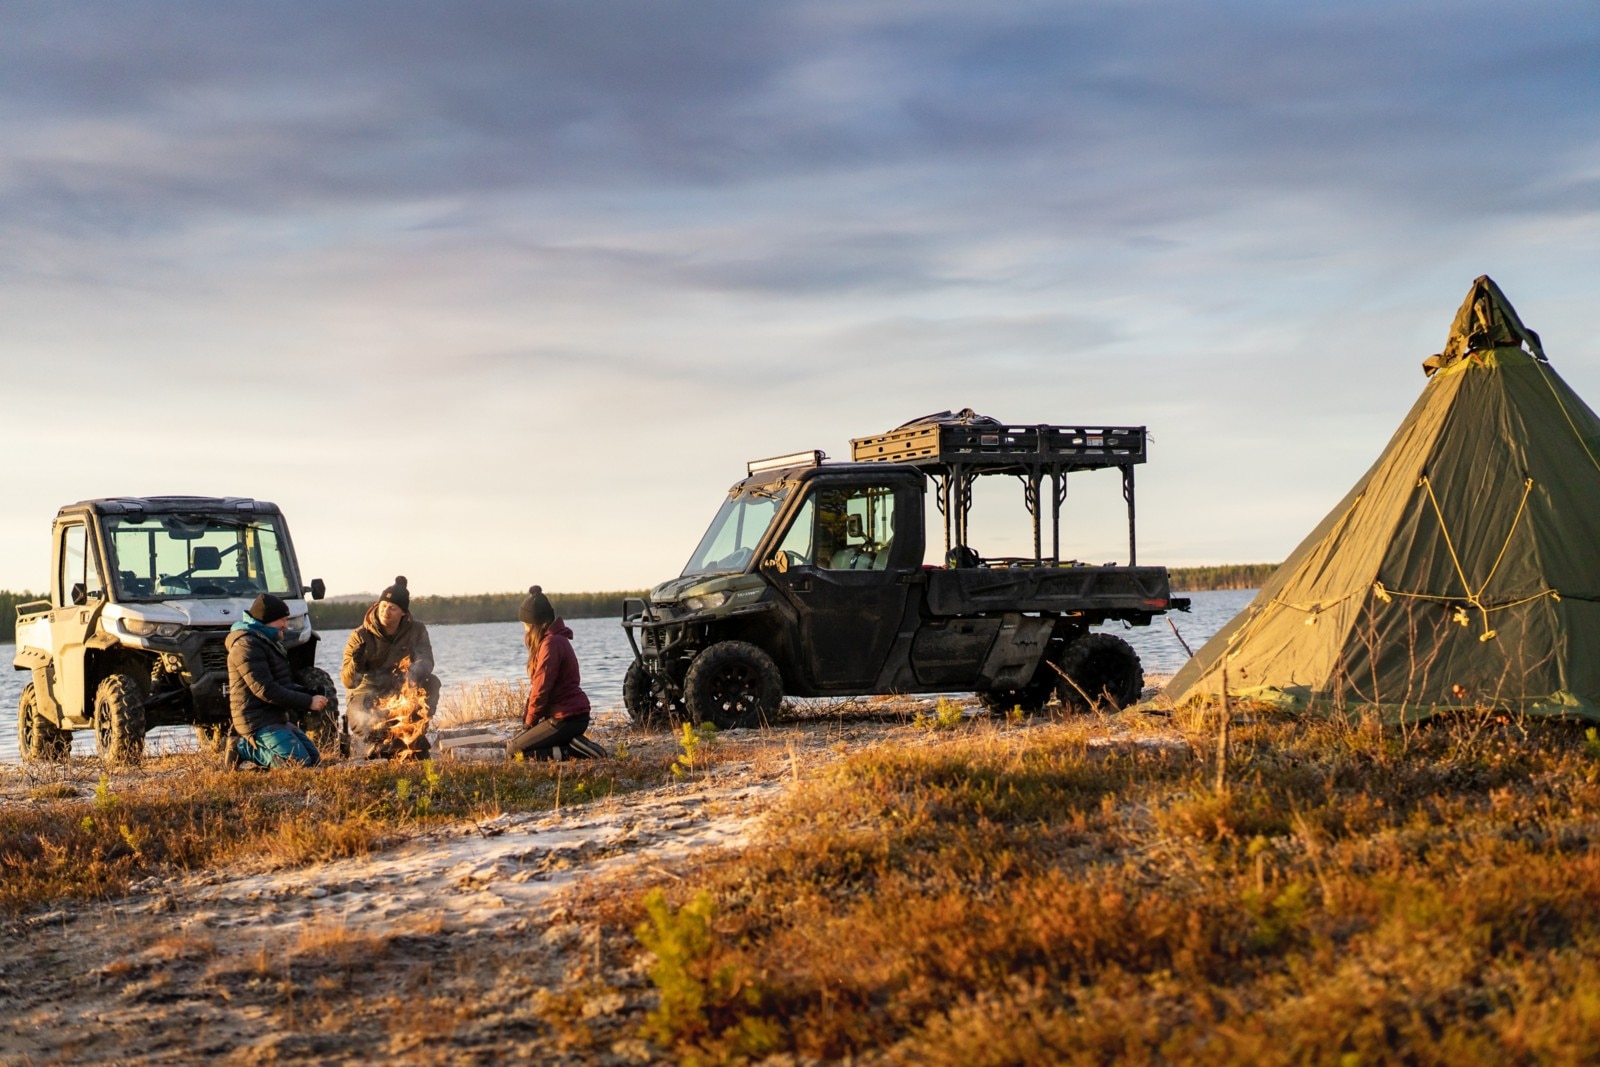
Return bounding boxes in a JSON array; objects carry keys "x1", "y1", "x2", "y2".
[
  {"x1": 48, "y1": 521, "x2": 107, "y2": 720},
  {"x1": 771, "y1": 480, "x2": 919, "y2": 690}
]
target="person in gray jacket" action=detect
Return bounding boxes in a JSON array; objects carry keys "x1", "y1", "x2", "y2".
[{"x1": 225, "y1": 593, "x2": 326, "y2": 769}]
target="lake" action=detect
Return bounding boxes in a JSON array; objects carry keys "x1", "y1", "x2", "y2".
[{"x1": 0, "y1": 589, "x2": 1253, "y2": 763}]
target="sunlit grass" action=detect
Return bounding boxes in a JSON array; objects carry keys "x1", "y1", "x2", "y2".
[
  {"x1": 608, "y1": 710, "x2": 1600, "y2": 1065},
  {"x1": 0, "y1": 750, "x2": 675, "y2": 916}
]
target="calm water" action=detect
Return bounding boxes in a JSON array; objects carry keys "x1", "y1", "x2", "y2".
[{"x1": 0, "y1": 590, "x2": 1253, "y2": 763}]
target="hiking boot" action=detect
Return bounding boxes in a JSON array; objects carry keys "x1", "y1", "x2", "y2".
[
  {"x1": 566, "y1": 736, "x2": 609, "y2": 760},
  {"x1": 222, "y1": 737, "x2": 244, "y2": 772}
]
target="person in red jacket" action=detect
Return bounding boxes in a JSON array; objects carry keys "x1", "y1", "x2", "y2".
[{"x1": 506, "y1": 585, "x2": 607, "y2": 761}]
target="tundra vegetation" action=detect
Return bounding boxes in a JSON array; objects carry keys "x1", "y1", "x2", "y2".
[
  {"x1": 607, "y1": 708, "x2": 1600, "y2": 1065},
  {"x1": 0, "y1": 756, "x2": 667, "y2": 916},
  {"x1": 4, "y1": 702, "x2": 1596, "y2": 1063}
]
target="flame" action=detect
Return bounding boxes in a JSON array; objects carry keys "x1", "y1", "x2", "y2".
[{"x1": 365, "y1": 656, "x2": 431, "y2": 760}]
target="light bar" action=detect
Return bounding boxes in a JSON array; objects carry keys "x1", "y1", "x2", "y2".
[{"x1": 747, "y1": 449, "x2": 826, "y2": 474}]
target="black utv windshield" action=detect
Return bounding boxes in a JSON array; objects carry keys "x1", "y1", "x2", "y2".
[
  {"x1": 682, "y1": 486, "x2": 789, "y2": 577},
  {"x1": 105, "y1": 513, "x2": 298, "y2": 601}
]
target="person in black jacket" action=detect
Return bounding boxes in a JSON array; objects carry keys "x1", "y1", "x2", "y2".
[{"x1": 225, "y1": 593, "x2": 327, "y2": 769}]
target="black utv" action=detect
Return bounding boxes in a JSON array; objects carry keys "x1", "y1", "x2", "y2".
[{"x1": 622, "y1": 411, "x2": 1189, "y2": 729}]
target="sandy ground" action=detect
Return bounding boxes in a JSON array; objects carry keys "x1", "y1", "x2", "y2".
[{"x1": 0, "y1": 690, "x2": 1183, "y2": 1065}]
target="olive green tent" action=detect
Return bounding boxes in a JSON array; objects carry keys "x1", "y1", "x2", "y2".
[{"x1": 1167, "y1": 276, "x2": 1600, "y2": 721}]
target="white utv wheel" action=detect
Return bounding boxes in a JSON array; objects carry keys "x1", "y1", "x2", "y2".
[
  {"x1": 93, "y1": 673, "x2": 147, "y2": 765},
  {"x1": 295, "y1": 667, "x2": 348, "y2": 758},
  {"x1": 19, "y1": 683, "x2": 71, "y2": 762}
]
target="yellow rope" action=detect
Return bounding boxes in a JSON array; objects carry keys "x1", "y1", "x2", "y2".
[
  {"x1": 1478, "y1": 476, "x2": 1534, "y2": 595},
  {"x1": 1419, "y1": 475, "x2": 1474, "y2": 601},
  {"x1": 1415, "y1": 473, "x2": 1538, "y2": 640},
  {"x1": 1533, "y1": 357, "x2": 1600, "y2": 477}
]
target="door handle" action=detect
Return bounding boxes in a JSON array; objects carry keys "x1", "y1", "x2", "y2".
[{"x1": 788, "y1": 578, "x2": 812, "y2": 592}]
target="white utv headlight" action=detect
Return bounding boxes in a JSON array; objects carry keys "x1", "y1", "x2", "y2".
[
  {"x1": 684, "y1": 591, "x2": 730, "y2": 612},
  {"x1": 284, "y1": 614, "x2": 310, "y2": 633},
  {"x1": 121, "y1": 618, "x2": 183, "y2": 638}
]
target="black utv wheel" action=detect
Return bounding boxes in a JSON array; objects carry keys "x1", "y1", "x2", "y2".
[
  {"x1": 682, "y1": 641, "x2": 782, "y2": 730},
  {"x1": 94, "y1": 673, "x2": 147, "y2": 765},
  {"x1": 623, "y1": 659, "x2": 686, "y2": 730},
  {"x1": 295, "y1": 667, "x2": 348, "y2": 758},
  {"x1": 19, "y1": 683, "x2": 71, "y2": 762},
  {"x1": 1054, "y1": 633, "x2": 1144, "y2": 714}
]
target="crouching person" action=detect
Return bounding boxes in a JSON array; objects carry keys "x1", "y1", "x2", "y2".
[
  {"x1": 225, "y1": 594, "x2": 325, "y2": 769},
  {"x1": 506, "y1": 585, "x2": 608, "y2": 761},
  {"x1": 342, "y1": 576, "x2": 441, "y2": 759}
]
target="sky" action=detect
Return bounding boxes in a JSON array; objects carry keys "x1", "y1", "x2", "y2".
[{"x1": 2, "y1": 1, "x2": 1597, "y2": 598}]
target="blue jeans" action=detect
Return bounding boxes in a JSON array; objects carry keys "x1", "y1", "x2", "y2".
[{"x1": 236, "y1": 723, "x2": 321, "y2": 769}]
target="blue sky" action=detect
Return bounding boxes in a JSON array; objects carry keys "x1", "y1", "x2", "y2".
[{"x1": 2, "y1": 1, "x2": 1597, "y2": 597}]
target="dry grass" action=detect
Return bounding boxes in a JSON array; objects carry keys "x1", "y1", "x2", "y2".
[
  {"x1": 608, "y1": 710, "x2": 1600, "y2": 1065},
  {"x1": 0, "y1": 749, "x2": 678, "y2": 917},
  {"x1": 433, "y1": 678, "x2": 529, "y2": 728}
]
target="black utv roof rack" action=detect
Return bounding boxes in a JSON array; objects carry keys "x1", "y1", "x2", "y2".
[{"x1": 849, "y1": 409, "x2": 1148, "y2": 566}]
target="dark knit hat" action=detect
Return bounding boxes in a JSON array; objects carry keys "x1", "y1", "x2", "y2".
[
  {"x1": 518, "y1": 585, "x2": 554, "y2": 626},
  {"x1": 248, "y1": 593, "x2": 290, "y2": 624},
  {"x1": 379, "y1": 576, "x2": 410, "y2": 612}
]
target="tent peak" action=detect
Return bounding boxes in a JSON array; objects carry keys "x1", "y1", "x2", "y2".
[{"x1": 1423, "y1": 275, "x2": 1544, "y2": 377}]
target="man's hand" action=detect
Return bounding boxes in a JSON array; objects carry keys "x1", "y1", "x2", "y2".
[{"x1": 310, "y1": 695, "x2": 329, "y2": 712}]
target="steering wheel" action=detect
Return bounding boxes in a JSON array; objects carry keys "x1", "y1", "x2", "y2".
[{"x1": 719, "y1": 547, "x2": 754, "y2": 570}]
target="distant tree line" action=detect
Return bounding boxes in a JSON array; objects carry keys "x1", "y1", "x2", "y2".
[
  {"x1": 1168, "y1": 563, "x2": 1278, "y2": 591},
  {"x1": 0, "y1": 591, "x2": 46, "y2": 643},
  {"x1": 308, "y1": 590, "x2": 650, "y2": 631}
]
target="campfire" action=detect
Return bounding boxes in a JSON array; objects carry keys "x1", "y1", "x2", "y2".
[{"x1": 364, "y1": 656, "x2": 432, "y2": 760}]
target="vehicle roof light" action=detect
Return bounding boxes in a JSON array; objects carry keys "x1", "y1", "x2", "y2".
[{"x1": 747, "y1": 449, "x2": 825, "y2": 474}]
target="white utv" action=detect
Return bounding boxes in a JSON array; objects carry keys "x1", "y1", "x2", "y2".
[{"x1": 12, "y1": 497, "x2": 342, "y2": 764}]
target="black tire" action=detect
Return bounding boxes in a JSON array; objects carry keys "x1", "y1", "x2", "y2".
[
  {"x1": 19, "y1": 683, "x2": 71, "y2": 762},
  {"x1": 295, "y1": 667, "x2": 348, "y2": 758},
  {"x1": 682, "y1": 641, "x2": 782, "y2": 730},
  {"x1": 94, "y1": 673, "x2": 147, "y2": 765},
  {"x1": 1054, "y1": 633, "x2": 1144, "y2": 714},
  {"x1": 623, "y1": 659, "x2": 685, "y2": 730}
]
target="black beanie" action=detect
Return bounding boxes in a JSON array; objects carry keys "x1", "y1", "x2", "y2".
[
  {"x1": 379, "y1": 576, "x2": 410, "y2": 612},
  {"x1": 518, "y1": 584, "x2": 554, "y2": 626},
  {"x1": 249, "y1": 593, "x2": 290, "y2": 624}
]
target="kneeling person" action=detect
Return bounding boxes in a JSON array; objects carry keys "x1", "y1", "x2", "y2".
[
  {"x1": 226, "y1": 594, "x2": 326, "y2": 769},
  {"x1": 507, "y1": 585, "x2": 607, "y2": 761},
  {"x1": 342, "y1": 576, "x2": 441, "y2": 758}
]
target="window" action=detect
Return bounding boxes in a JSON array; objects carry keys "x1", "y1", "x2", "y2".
[
  {"x1": 812, "y1": 485, "x2": 896, "y2": 571},
  {"x1": 682, "y1": 486, "x2": 789, "y2": 577},
  {"x1": 105, "y1": 513, "x2": 297, "y2": 600},
  {"x1": 773, "y1": 496, "x2": 816, "y2": 565},
  {"x1": 58, "y1": 525, "x2": 104, "y2": 606}
]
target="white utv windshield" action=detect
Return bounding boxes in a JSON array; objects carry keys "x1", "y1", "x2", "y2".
[
  {"x1": 106, "y1": 513, "x2": 297, "y2": 601},
  {"x1": 682, "y1": 487, "x2": 788, "y2": 577}
]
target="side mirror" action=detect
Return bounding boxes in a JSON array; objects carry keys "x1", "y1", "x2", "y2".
[
  {"x1": 764, "y1": 553, "x2": 790, "y2": 575},
  {"x1": 307, "y1": 578, "x2": 326, "y2": 601},
  {"x1": 190, "y1": 545, "x2": 223, "y2": 571},
  {"x1": 847, "y1": 515, "x2": 865, "y2": 539},
  {"x1": 70, "y1": 582, "x2": 87, "y2": 606}
]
